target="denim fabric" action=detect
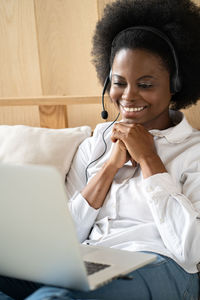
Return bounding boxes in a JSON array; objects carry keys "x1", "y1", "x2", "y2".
[
  {"x1": 25, "y1": 287, "x2": 74, "y2": 300},
  {"x1": 26, "y1": 255, "x2": 199, "y2": 300},
  {"x1": 0, "y1": 255, "x2": 199, "y2": 300}
]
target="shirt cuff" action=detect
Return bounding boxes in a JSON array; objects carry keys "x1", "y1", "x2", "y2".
[
  {"x1": 69, "y1": 191, "x2": 99, "y2": 222},
  {"x1": 68, "y1": 192, "x2": 100, "y2": 241}
]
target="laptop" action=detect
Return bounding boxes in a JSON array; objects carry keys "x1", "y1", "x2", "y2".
[{"x1": 0, "y1": 163, "x2": 156, "y2": 291}]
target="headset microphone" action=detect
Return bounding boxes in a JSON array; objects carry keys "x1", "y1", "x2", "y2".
[{"x1": 101, "y1": 75, "x2": 110, "y2": 119}]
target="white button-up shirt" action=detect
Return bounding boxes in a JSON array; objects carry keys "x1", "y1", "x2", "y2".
[{"x1": 66, "y1": 110, "x2": 200, "y2": 273}]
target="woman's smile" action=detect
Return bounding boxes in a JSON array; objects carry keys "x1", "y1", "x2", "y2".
[
  {"x1": 119, "y1": 103, "x2": 149, "y2": 121},
  {"x1": 120, "y1": 104, "x2": 147, "y2": 112}
]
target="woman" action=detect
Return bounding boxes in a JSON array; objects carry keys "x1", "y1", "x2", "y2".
[{"x1": 1, "y1": 0, "x2": 200, "y2": 299}]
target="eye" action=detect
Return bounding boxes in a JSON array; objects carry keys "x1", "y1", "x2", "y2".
[
  {"x1": 138, "y1": 83, "x2": 153, "y2": 89},
  {"x1": 113, "y1": 82, "x2": 126, "y2": 87}
]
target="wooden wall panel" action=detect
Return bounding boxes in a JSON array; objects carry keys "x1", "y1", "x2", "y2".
[
  {"x1": 0, "y1": 0, "x2": 42, "y2": 125},
  {"x1": 67, "y1": 104, "x2": 102, "y2": 129},
  {"x1": 0, "y1": 0, "x2": 42, "y2": 97},
  {"x1": 0, "y1": 106, "x2": 40, "y2": 126},
  {"x1": 0, "y1": 95, "x2": 102, "y2": 129},
  {"x1": 39, "y1": 105, "x2": 67, "y2": 129},
  {"x1": 34, "y1": 0, "x2": 103, "y2": 128},
  {"x1": 0, "y1": 0, "x2": 200, "y2": 129},
  {"x1": 34, "y1": 0, "x2": 101, "y2": 96}
]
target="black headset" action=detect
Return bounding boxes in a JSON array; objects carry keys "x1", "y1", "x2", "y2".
[{"x1": 101, "y1": 26, "x2": 182, "y2": 119}]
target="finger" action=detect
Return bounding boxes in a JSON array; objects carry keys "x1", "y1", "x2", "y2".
[
  {"x1": 113, "y1": 123, "x2": 140, "y2": 137},
  {"x1": 111, "y1": 129, "x2": 124, "y2": 142},
  {"x1": 111, "y1": 132, "x2": 118, "y2": 143},
  {"x1": 117, "y1": 139, "x2": 127, "y2": 150}
]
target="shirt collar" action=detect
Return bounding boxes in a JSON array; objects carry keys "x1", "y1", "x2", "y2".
[{"x1": 149, "y1": 110, "x2": 193, "y2": 143}]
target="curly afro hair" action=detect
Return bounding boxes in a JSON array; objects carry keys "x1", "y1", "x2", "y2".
[{"x1": 91, "y1": 0, "x2": 200, "y2": 110}]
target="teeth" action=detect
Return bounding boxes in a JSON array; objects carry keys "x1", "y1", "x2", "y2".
[{"x1": 123, "y1": 106, "x2": 145, "y2": 112}]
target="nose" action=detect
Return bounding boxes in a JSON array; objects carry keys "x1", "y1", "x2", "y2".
[{"x1": 122, "y1": 84, "x2": 138, "y2": 101}]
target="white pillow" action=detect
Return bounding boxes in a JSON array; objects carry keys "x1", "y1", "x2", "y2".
[{"x1": 0, "y1": 125, "x2": 91, "y2": 181}]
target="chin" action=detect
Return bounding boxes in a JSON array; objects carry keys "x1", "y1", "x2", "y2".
[{"x1": 121, "y1": 117, "x2": 138, "y2": 124}]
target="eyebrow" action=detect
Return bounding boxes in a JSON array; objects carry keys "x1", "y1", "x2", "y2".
[
  {"x1": 112, "y1": 74, "x2": 155, "y2": 80},
  {"x1": 137, "y1": 75, "x2": 155, "y2": 80}
]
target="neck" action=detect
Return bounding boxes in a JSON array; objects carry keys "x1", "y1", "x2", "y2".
[{"x1": 144, "y1": 110, "x2": 172, "y2": 131}]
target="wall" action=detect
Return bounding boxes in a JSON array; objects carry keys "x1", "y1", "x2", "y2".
[
  {"x1": 0, "y1": 0, "x2": 200, "y2": 129},
  {"x1": 0, "y1": 0, "x2": 113, "y2": 127}
]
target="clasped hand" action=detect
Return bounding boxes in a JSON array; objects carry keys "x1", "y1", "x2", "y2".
[{"x1": 109, "y1": 122, "x2": 156, "y2": 169}]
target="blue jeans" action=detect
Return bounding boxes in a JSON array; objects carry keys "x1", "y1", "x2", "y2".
[{"x1": 0, "y1": 254, "x2": 199, "y2": 300}]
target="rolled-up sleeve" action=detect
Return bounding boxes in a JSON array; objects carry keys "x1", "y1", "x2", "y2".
[
  {"x1": 68, "y1": 192, "x2": 100, "y2": 242},
  {"x1": 144, "y1": 172, "x2": 200, "y2": 268}
]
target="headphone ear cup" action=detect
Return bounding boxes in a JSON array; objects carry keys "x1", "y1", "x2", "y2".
[{"x1": 170, "y1": 74, "x2": 182, "y2": 94}]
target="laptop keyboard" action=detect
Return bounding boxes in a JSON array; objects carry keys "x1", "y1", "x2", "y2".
[{"x1": 84, "y1": 261, "x2": 110, "y2": 275}]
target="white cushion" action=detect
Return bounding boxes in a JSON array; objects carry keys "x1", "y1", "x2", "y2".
[{"x1": 0, "y1": 125, "x2": 91, "y2": 181}]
